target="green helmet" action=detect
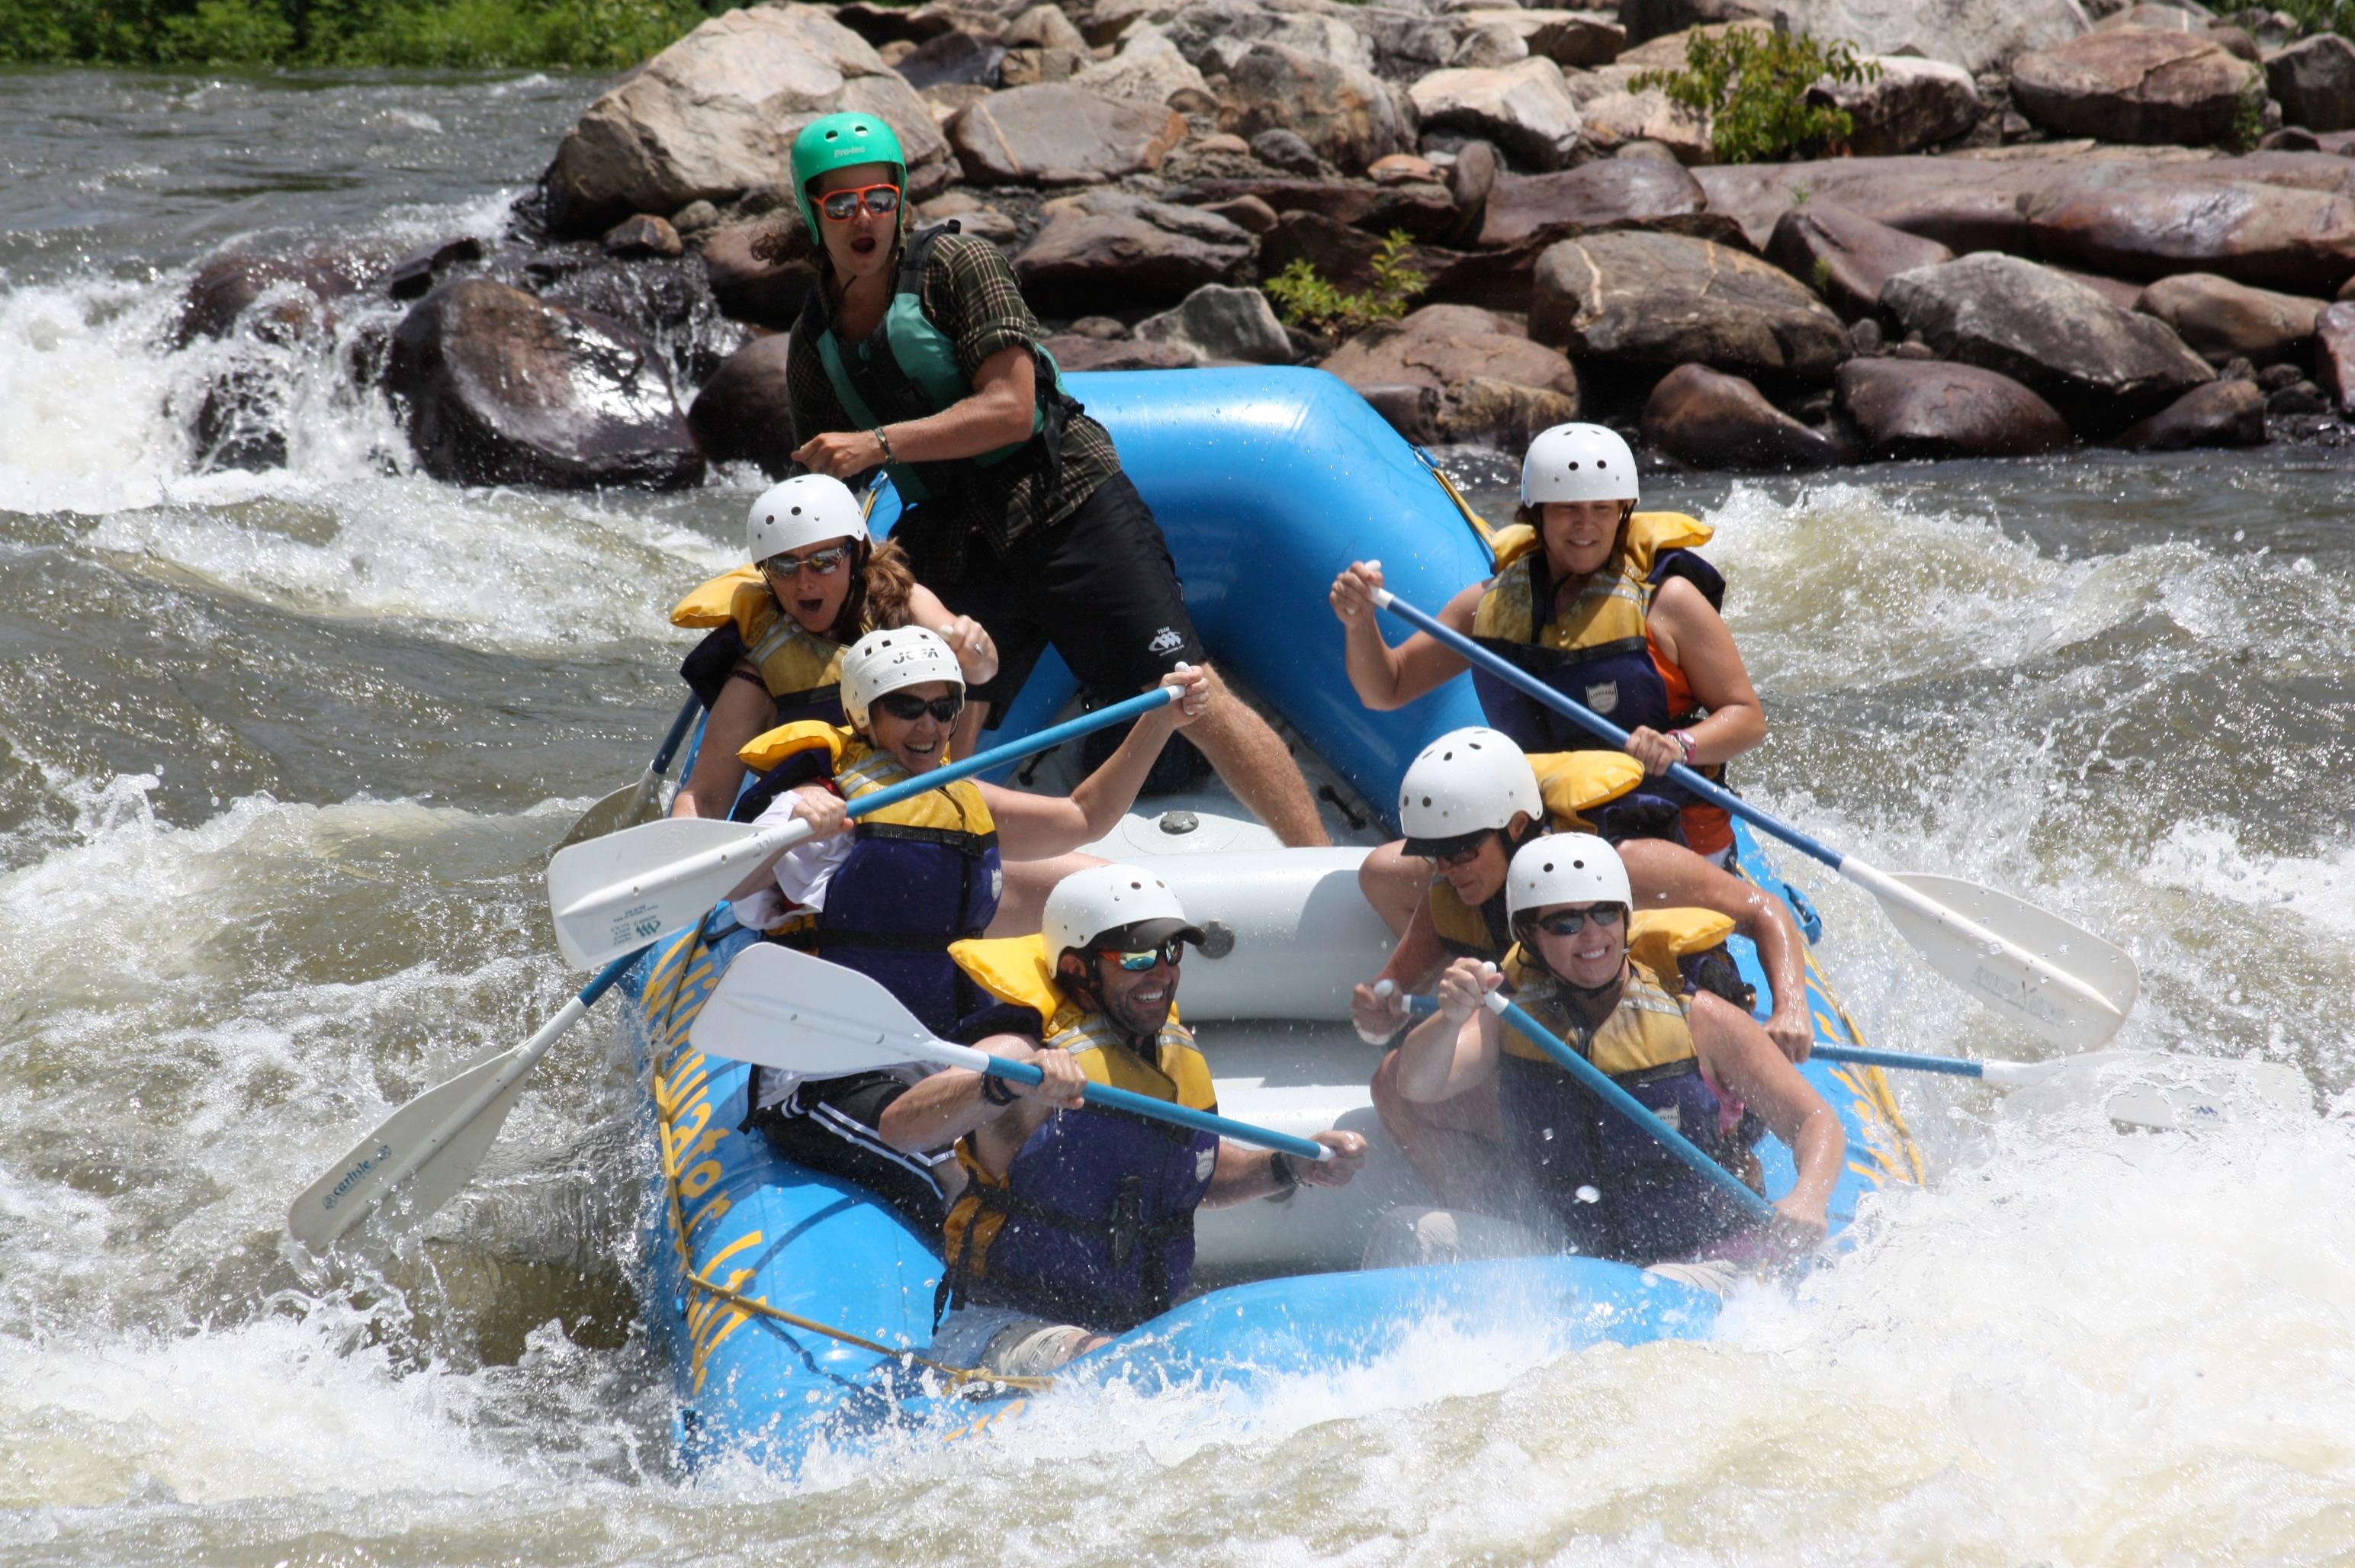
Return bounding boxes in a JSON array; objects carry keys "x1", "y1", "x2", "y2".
[{"x1": 790, "y1": 112, "x2": 909, "y2": 242}]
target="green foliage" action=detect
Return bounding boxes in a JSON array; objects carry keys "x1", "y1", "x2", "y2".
[
  {"x1": 2276, "y1": 0, "x2": 2355, "y2": 38},
  {"x1": 2230, "y1": 79, "x2": 2267, "y2": 153},
  {"x1": 1631, "y1": 26, "x2": 1881, "y2": 165},
  {"x1": 0, "y1": 0, "x2": 718, "y2": 69},
  {"x1": 1260, "y1": 230, "x2": 1427, "y2": 342}
]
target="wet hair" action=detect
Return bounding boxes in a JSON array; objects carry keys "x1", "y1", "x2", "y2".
[{"x1": 831, "y1": 536, "x2": 917, "y2": 643}]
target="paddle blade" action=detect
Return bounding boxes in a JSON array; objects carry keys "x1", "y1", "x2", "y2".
[
  {"x1": 2000, "y1": 1050, "x2": 2313, "y2": 1132},
  {"x1": 1876, "y1": 872, "x2": 2140, "y2": 1052},
  {"x1": 287, "y1": 1046, "x2": 532, "y2": 1250},
  {"x1": 691, "y1": 943, "x2": 950, "y2": 1078},
  {"x1": 547, "y1": 815, "x2": 762, "y2": 969},
  {"x1": 555, "y1": 769, "x2": 664, "y2": 851}
]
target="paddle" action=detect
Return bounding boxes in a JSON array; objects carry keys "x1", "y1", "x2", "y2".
[
  {"x1": 288, "y1": 686, "x2": 1185, "y2": 1252},
  {"x1": 693, "y1": 943, "x2": 1338, "y2": 1162},
  {"x1": 1368, "y1": 586, "x2": 2139, "y2": 1051},
  {"x1": 1813, "y1": 1043, "x2": 2313, "y2": 1131},
  {"x1": 545, "y1": 683, "x2": 1184, "y2": 971},
  {"x1": 557, "y1": 694, "x2": 702, "y2": 850}
]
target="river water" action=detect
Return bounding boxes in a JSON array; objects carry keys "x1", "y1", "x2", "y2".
[{"x1": 5, "y1": 67, "x2": 2354, "y2": 1566}]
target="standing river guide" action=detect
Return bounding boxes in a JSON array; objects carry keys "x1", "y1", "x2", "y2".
[{"x1": 5, "y1": 61, "x2": 2354, "y2": 1568}]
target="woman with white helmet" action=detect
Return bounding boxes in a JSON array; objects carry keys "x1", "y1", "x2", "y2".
[
  {"x1": 718, "y1": 627, "x2": 1209, "y2": 1232},
  {"x1": 1381, "y1": 834, "x2": 1838, "y2": 1275},
  {"x1": 667, "y1": 472, "x2": 998, "y2": 820},
  {"x1": 1329, "y1": 422, "x2": 1767, "y2": 863}
]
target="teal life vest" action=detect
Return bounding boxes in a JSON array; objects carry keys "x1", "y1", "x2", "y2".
[{"x1": 807, "y1": 222, "x2": 1075, "y2": 507}]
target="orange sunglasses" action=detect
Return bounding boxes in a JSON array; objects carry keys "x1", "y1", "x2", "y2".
[{"x1": 818, "y1": 184, "x2": 902, "y2": 222}]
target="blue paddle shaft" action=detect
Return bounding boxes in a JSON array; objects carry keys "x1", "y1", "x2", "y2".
[
  {"x1": 975, "y1": 1056, "x2": 1331, "y2": 1163},
  {"x1": 1813, "y1": 1043, "x2": 1985, "y2": 1078},
  {"x1": 650, "y1": 694, "x2": 702, "y2": 776},
  {"x1": 584, "y1": 686, "x2": 1182, "y2": 1011},
  {"x1": 1375, "y1": 590, "x2": 1845, "y2": 872}
]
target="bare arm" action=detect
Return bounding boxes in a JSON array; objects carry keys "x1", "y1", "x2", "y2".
[
  {"x1": 1202, "y1": 1129, "x2": 1367, "y2": 1208},
  {"x1": 1688, "y1": 990, "x2": 1839, "y2": 1231},
  {"x1": 1629, "y1": 576, "x2": 1766, "y2": 773},
  {"x1": 906, "y1": 583, "x2": 1000, "y2": 690},
  {"x1": 793, "y1": 345, "x2": 1036, "y2": 477},
  {"x1": 1618, "y1": 839, "x2": 1814, "y2": 1062},
  {"x1": 1351, "y1": 893, "x2": 1451, "y2": 1044},
  {"x1": 671, "y1": 676, "x2": 767, "y2": 820},
  {"x1": 1329, "y1": 562, "x2": 1479, "y2": 709},
  {"x1": 1393, "y1": 957, "x2": 1504, "y2": 1103},
  {"x1": 875, "y1": 1034, "x2": 1085, "y2": 1156},
  {"x1": 982, "y1": 665, "x2": 1208, "y2": 860}
]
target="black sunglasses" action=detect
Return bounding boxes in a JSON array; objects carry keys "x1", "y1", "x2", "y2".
[
  {"x1": 1517, "y1": 904, "x2": 1626, "y2": 938},
  {"x1": 874, "y1": 692, "x2": 963, "y2": 724},
  {"x1": 1412, "y1": 828, "x2": 1496, "y2": 866}
]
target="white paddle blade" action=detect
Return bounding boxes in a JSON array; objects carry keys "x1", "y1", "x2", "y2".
[
  {"x1": 287, "y1": 1046, "x2": 533, "y2": 1250},
  {"x1": 691, "y1": 943, "x2": 959, "y2": 1078},
  {"x1": 2000, "y1": 1050, "x2": 2313, "y2": 1132},
  {"x1": 1875, "y1": 872, "x2": 2140, "y2": 1051},
  {"x1": 555, "y1": 769, "x2": 664, "y2": 850},
  {"x1": 546, "y1": 815, "x2": 764, "y2": 969}
]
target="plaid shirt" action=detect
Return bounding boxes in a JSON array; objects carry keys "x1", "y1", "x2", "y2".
[{"x1": 784, "y1": 229, "x2": 1122, "y2": 580}]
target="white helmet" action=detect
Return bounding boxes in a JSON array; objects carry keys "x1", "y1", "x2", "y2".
[
  {"x1": 839, "y1": 625, "x2": 963, "y2": 731},
  {"x1": 1044, "y1": 863, "x2": 1204, "y2": 964},
  {"x1": 747, "y1": 474, "x2": 868, "y2": 563},
  {"x1": 1506, "y1": 832, "x2": 1631, "y2": 920},
  {"x1": 1520, "y1": 422, "x2": 1638, "y2": 507},
  {"x1": 1398, "y1": 726, "x2": 1540, "y2": 856}
]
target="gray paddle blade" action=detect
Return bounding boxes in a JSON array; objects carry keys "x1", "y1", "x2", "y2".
[
  {"x1": 690, "y1": 943, "x2": 942, "y2": 1078},
  {"x1": 1878, "y1": 872, "x2": 2140, "y2": 1051},
  {"x1": 546, "y1": 815, "x2": 763, "y2": 969},
  {"x1": 555, "y1": 769, "x2": 663, "y2": 851},
  {"x1": 287, "y1": 1045, "x2": 533, "y2": 1250},
  {"x1": 2002, "y1": 1049, "x2": 2313, "y2": 1132}
]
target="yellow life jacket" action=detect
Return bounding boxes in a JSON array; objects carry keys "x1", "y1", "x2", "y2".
[
  {"x1": 1499, "y1": 950, "x2": 1697, "y2": 1074},
  {"x1": 1472, "y1": 513, "x2": 1713, "y2": 653},
  {"x1": 672, "y1": 565, "x2": 846, "y2": 714}
]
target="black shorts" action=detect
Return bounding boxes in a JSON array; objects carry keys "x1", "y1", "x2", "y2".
[
  {"x1": 932, "y1": 471, "x2": 1209, "y2": 718},
  {"x1": 744, "y1": 1070, "x2": 949, "y2": 1238}
]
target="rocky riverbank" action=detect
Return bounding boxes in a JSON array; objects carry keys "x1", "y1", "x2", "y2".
[{"x1": 174, "y1": 0, "x2": 2355, "y2": 485}]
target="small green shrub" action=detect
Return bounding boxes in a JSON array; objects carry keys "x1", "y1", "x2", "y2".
[
  {"x1": 1260, "y1": 230, "x2": 1427, "y2": 342},
  {"x1": 1631, "y1": 26, "x2": 1881, "y2": 165}
]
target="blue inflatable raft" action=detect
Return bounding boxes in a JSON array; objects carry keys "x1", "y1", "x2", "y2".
[{"x1": 621, "y1": 369, "x2": 1926, "y2": 1475}]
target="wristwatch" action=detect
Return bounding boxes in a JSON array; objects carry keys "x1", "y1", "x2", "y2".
[{"x1": 1267, "y1": 1150, "x2": 1301, "y2": 1201}]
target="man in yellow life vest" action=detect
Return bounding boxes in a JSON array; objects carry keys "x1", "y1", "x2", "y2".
[
  {"x1": 877, "y1": 865, "x2": 1367, "y2": 1378},
  {"x1": 1348, "y1": 726, "x2": 1816, "y2": 1210},
  {"x1": 1372, "y1": 835, "x2": 1839, "y2": 1284}
]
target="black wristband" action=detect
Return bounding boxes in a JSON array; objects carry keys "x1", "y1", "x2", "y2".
[
  {"x1": 979, "y1": 1072, "x2": 1017, "y2": 1107},
  {"x1": 1267, "y1": 1150, "x2": 1300, "y2": 1200}
]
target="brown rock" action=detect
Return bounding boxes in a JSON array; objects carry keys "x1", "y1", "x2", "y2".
[
  {"x1": 2019, "y1": 172, "x2": 2355, "y2": 294},
  {"x1": 1880, "y1": 252, "x2": 2215, "y2": 433},
  {"x1": 1476, "y1": 158, "x2": 1706, "y2": 249},
  {"x1": 2046, "y1": 265, "x2": 2148, "y2": 313},
  {"x1": 1763, "y1": 201, "x2": 1954, "y2": 317},
  {"x1": 1531, "y1": 230, "x2": 1849, "y2": 383},
  {"x1": 1014, "y1": 191, "x2": 1258, "y2": 310},
  {"x1": 1407, "y1": 58, "x2": 1587, "y2": 171},
  {"x1": 1615, "y1": 15, "x2": 1772, "y2": 59},
  {"x1": 1451, "y1": 9, "x2": 1626, "y2": 69},
  {"x1": 2266, "y1": 33, "x2": 2355, "y2": 134},
  {"x1": 2207, "y1": 26, "x2": 2262, "y2": 66},
  {"x1": 1448, "y1": 139, "x2": 1500, "y2": 245},
  {"x1": 1370, "y1": 153, "x2": 1444, "y2": 185},
  {"x1": 686, "y1": 333, "x2": 796, "y2": 474},
  {"x1": 1039, "y1": 335, "x2": 1202, "y2": 370},
  {"x1": 947, "y1": 84, "x2": 1186, "y2": 185},
  {"x1": 2135, "y1": 272, "x2": 2323, "y2": 363},
  {"x1": 1320, "y1": 302, "x2": 1579, "y2": 444},
  {"x1": 700, "y1": 225, "x2": 817, "y2": 331},
  {"x1": 1258, "y1": 211, "x2": 1460, "y2": 297},
  {"x1": 176, "y1": 251, "x2": 366, "y2": 347},
  {"x1": 2313, "y1": 300, "x2": 2355, "y2": 410},
  {"x1": 1006, "y1": 3, "x2": 1086, "y2": 52},
  {"x1": 2114, "y1": 377, "x2": 2267, "y2": 448},
  {"x1": 2009, "y1": 31, "x2": 2263, "y2": 146},
  {"x1": 1205, "y1": 194, "x2": 1280, "y2": 233},
  {"x1": 1809, "y1": 56, "x2": 1982, "y2": 157},
  {"x1": 1836, "y1": 358, "x2": 2073, "y2": 459},
  {"x1": 602, "y1": 214, "x2": 683, "y2": 259},
  {"x1": 1171, "y1": 178, "x2": 1457, "y2": 239},
  {"x1": 1641, "y1": 363, "x2": 1844, "y2": 469},
  {"x1": 384, "y1": 279, "x2": 702, "y2": 490},
  {"x1": 1222, "y1": 42, "x2": 1415, "y2": 175},
  {"x1": 1576, "y1": 85, "x2": 1711, "y2": 163}
]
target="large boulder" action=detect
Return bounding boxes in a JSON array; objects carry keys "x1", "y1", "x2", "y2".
[
  {"x1": 2009, "y1": 31, "x2": 2262, "y2": 146},
  {"x1": 1640, "y1": 363, "x2": 1845, "y2": 469},
  {"x1": 1070, "y1": 24, "x2": 1214, "y2": 105},
  {"x1": 1449, "y1": 9, "x2": 1627, "y2": 69},
  {"x1": 1222, "y1": 43, "x2": 1415, "y2": 174},
  {"x1": 2265, "y1": 34, "x2": 2355, "y2": 133},
  {"x1": 2314, "y1": 300, "x2": 2355, "y2": 410},
  {"x1": 2135, "y1": 272, "x2": 2323, "y2": 364},
  {"x1": 686, "y1": 333, "x2": 797, "y2": 474},
  {"x1": 1576, "y1": 85, "x2": 1714, "y2": 162},
  {"x1": 1764, "y1": 201, "x2": 1954, "y2": 317},
  {"x1": 1319, "y1": 303, "x2": 1580, "y2": 445},
  {"x1": 1761, "y1": 0, "x2": 2092, "y2": 76},
  {"x1": 1879, "y1": 252, "x2": 2213, "y2": 432},
  {"x1": 2114, "y1": 378, "x2": 2267, "y2": 449},
  {"x1": 1531, "y1": 230, "x2": 1849, "y2": 383},
  {"x1": 2018, "y1": 171, "x2": 2355, "y2": 294},
  {"x1": 1836, "y1": 358, "x2": 2074, "y2": 458},
  {"x1": 1160, "y1": 0, "x2": 1374, "y2": 76},
  {"x1": 1406, "y1": 58, "x2": 1586, "y2": 171},
  {"x1": 698, "y1": 225, "x2": 818, "y2": 331},
  {"x1": 175, "y1": 251, "x2": 368, "y2": 346},
  {"x1": 1132, "y1": 283, "x2": 1294, "y2": 363},
  {"x1": 384, "y1": 279, "x2": 703, "y2": 490},
  {"x1": 1477, "y1": 157, "x2": 1708, "y2": 249},
  {"x1": 542, "y1": 6, "x2": 951, "y2": 236},
  {"x1": 1014, "y1": 191, "x2": 1258, "y2": 310},
  {"x1": 1809, "y1": 55, "x2": 1982, "y2": 156},
  {"x1": 946, "y1": 84, "x2": 1187, "y2": 185}
]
